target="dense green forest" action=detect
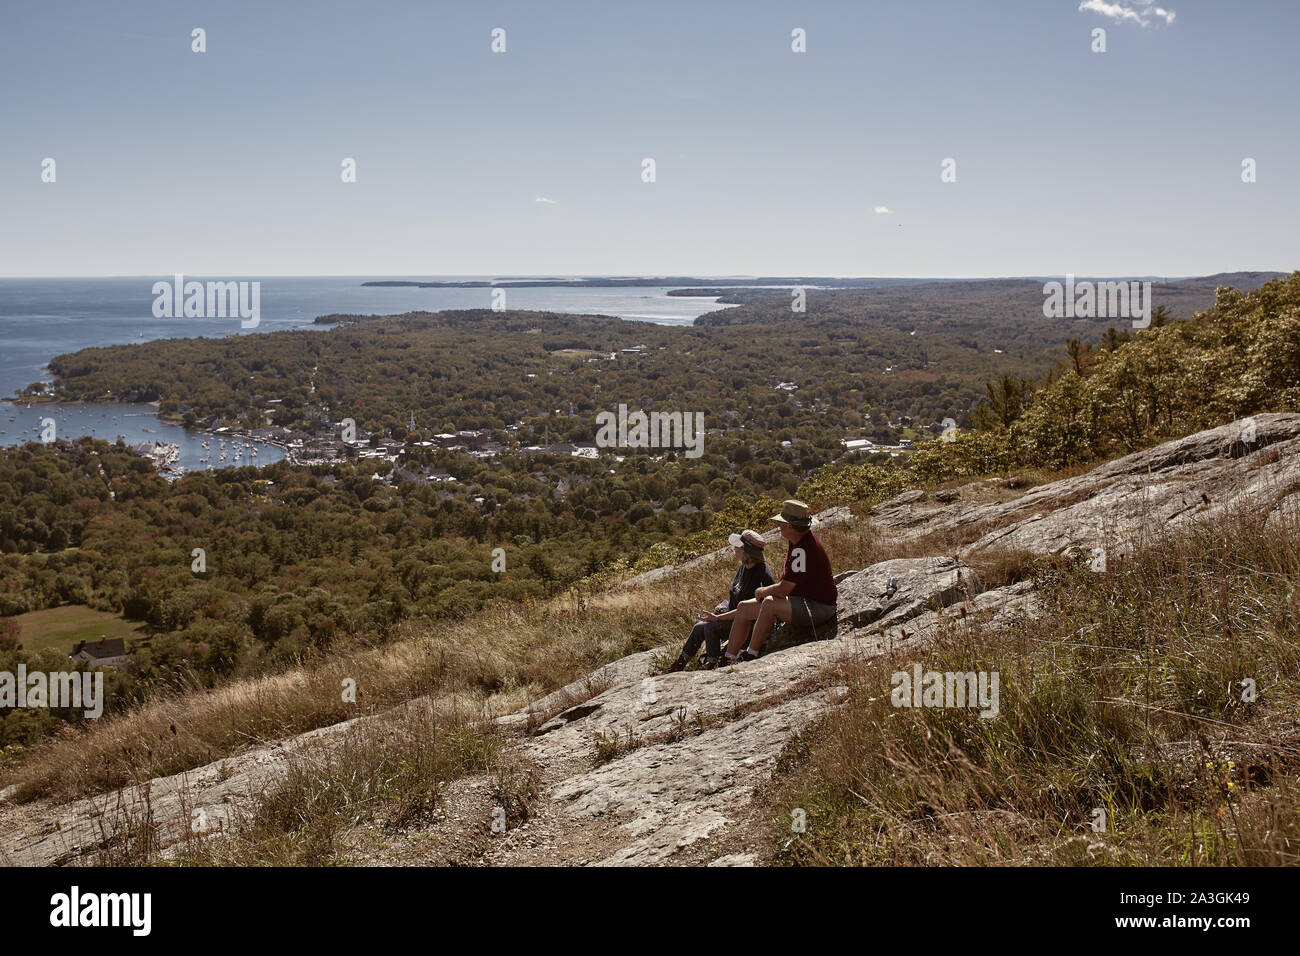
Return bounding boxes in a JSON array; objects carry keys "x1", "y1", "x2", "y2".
[
  {"x1": 28, "y1": 292, "x2": 1120, "y2": 445},
  {"x1": 0, "y1": 443, "x2": 614, "y2": 659},
  {"x1": 691, "y1": 273, "x2": 1284, "y2": 325}
]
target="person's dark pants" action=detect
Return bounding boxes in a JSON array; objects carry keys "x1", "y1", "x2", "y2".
[{"x1": 678, "y1": 620, "x2": 731, "y2": 662}]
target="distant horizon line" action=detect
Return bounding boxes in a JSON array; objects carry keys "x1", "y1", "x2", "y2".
[{"x1": 1, "y1": 270, "x2": 1290, "y2": 282}]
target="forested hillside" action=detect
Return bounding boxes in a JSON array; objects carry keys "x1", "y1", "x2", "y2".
[{"x1": 29, "y1": 288, "x2": 1124, "y2": 443}]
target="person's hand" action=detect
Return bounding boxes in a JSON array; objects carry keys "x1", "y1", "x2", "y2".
[{"x1": 698, "y1": 610, "x2": 716, "y2": 622}]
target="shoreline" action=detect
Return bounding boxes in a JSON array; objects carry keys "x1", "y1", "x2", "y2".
[
  {"x1": 0, "y1": 394, "x2": 290, "y2": 471},
  {"x1": 1, "y1": 288, "x2": 741, "y2": 467}
]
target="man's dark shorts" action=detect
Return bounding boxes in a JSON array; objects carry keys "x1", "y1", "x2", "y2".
[{"x1": 790, "y1": 596, "x2": 836, "y2": 631}]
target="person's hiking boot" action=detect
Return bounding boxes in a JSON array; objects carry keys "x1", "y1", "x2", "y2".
[
  {"x1": 738, "y1": 649, "x2": 761, "y2": 663},
  {"x1": 703, "y1": 656, "x2": 722, "y2": 670},
  {"x1": 666, "y1": 657, "x2": 686, "y2": 673}
]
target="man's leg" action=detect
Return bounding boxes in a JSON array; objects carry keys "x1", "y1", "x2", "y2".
[
  {"x1": 747, "y1": 596, "x2": 793, "y2": 654},
  {"x1": 724, "y1": 599, "x2": 761, "y2": 656}
]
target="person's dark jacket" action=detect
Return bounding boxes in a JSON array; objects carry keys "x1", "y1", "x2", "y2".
[{"x1": 720, "y1": 561, "x2": 774, "y2": 612}]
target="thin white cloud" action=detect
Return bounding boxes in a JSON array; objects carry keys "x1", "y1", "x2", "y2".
[
  {"x1": 1079, "y1": 1, "x2": 1176, "y2": 27},
  {"x1": 534, "y1": 196, "x2": 558, "y2": 204},
  {"x1": 874, "y1": 205, "x2": 893, "y2": 215}
]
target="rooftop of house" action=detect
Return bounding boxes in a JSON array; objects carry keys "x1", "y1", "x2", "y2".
[{"x1": 70, "y1": 637, "x2": 126, "y2": 659}]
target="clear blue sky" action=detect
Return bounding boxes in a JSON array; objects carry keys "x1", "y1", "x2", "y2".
[{"x1": 1, "y1": 0, "x2": 1296, "y2": 277}]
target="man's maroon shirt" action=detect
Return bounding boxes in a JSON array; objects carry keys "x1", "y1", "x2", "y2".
[{"x1": 781, "y1": 530, "x2": 837, "y2": 605}]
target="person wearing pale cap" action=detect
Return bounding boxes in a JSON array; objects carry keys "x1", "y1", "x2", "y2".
[
  {"x1": 728, "y1": 529, "x2": 768, "y2": 562},
  {"x1": 667, "y1": 529, "x2": 773, "y2": 671},
  {"x1": 722, "y1": 499, "x2": 837, "y2": 662}
]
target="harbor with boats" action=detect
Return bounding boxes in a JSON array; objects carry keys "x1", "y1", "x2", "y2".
[{"x1": 0, "y1": 401, "x2": 286, "y2": 476}]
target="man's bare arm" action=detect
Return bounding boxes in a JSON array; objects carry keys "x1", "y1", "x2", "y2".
[{"x1": 757, "y1": 580, "x2": 796, "y2": 599}]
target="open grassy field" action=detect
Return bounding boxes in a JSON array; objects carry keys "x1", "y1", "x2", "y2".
[{"x1": 8, "y1": 605, "x2": 146, "y2": 655}]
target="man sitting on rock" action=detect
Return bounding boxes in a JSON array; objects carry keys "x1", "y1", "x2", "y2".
[
  {"x1": 668, "y1": 530, "x2": 773, "y2": 671},
  {"x1": 719, "y1": 500, "x2": 838, "y2": 663}
]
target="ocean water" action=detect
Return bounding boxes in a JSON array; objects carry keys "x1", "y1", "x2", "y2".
[
  {"x1": 0, "y1": 403, "x2": 287, "y2": 473},
  {"x1": 0, "y1": 277, "x2": 733, "y2": 466}
]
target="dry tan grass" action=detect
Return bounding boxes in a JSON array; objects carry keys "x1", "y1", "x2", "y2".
[
  {"x1": 2, "y1": 561, "x2": 736, "y2": 804},
  {"x1": 166, "y1": 704, "x2": 505, "y2": 867},
  {"x1": 765, "y1": 508, "x2": 1300, "y2": 866}
]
